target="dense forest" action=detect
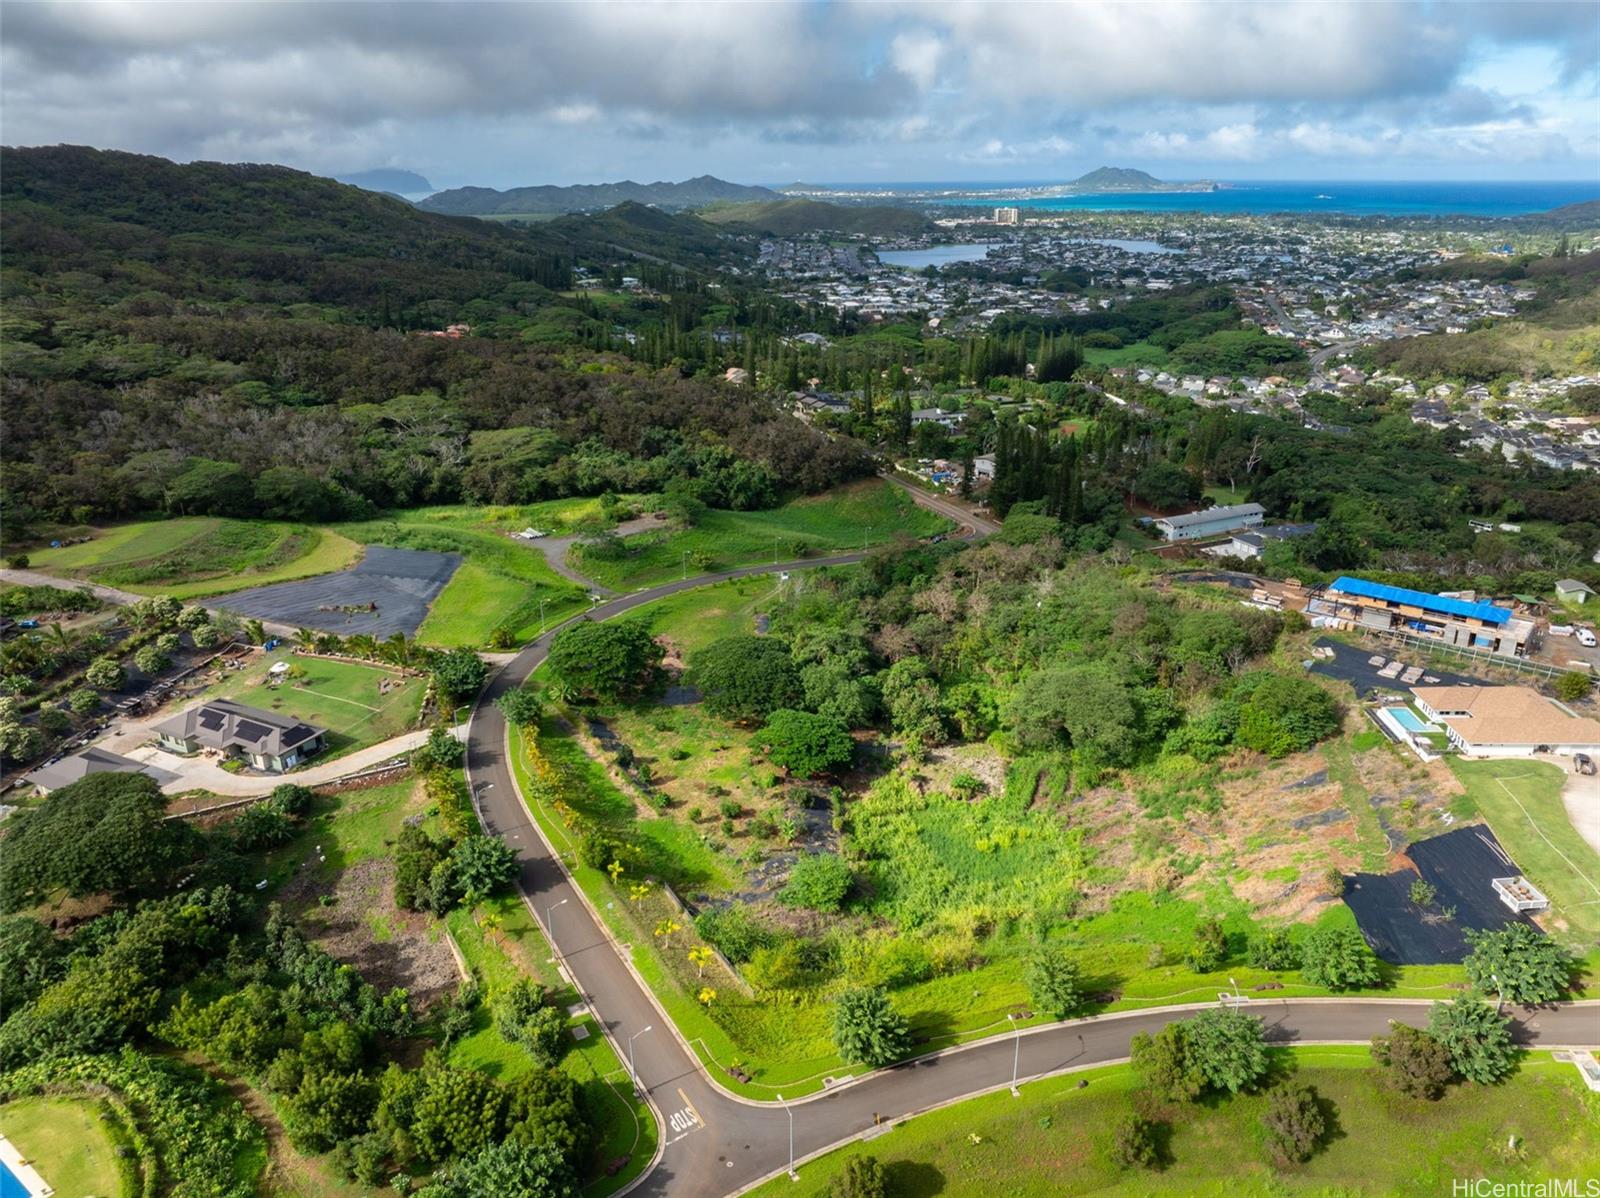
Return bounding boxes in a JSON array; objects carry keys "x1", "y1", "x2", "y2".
[{"x1": 0, "y1": 147, "x2": 865, "y2": 531}]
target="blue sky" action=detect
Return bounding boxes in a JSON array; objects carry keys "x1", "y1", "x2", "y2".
[{"x1": 2, "y1": 1, "x2": 1596, "y2": 190}]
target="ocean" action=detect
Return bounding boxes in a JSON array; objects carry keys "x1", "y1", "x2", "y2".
[{"x1": 814, "y1": 179, "x2": 1599, "y2": 218}]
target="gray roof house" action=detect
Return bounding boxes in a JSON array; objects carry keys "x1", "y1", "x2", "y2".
[
  {"x1": 1152, "y1": 502, "x2": 1265, "y2": 542},
  {"x1": 22, "y1": 747, "x2": 179, "y2": 795},
  {"x1": 154, "y1": 698, "x2": 326, "y2": 774},
  {"x1": 1555, "y1": 579, "x2": 1595, "y2": 604}
]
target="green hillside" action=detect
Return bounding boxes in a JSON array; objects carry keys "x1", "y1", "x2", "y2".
[{"x1": 700, "y1": 197, "x2": 935, "y2": 237}]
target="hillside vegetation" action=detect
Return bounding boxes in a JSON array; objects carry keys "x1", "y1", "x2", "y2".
[{"x1": 701, "y1": 198, "x2": 935, "y2": 238}]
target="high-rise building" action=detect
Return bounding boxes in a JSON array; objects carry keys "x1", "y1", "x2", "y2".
[{"x1": 993, "y1": 206, "x2": 1021, "y2": 226}]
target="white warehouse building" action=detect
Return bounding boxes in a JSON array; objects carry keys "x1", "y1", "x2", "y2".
[{"x1": 1152, "y1": 502, "x2": 1265, "y2": 543}]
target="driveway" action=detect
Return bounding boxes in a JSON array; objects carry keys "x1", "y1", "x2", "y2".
[
  {"x1": 526, "y1": 513, "x2": 671, "y2": 595},
  {"x1": 1559, "y1": 756, "x2": 1600, "y2": 859}
]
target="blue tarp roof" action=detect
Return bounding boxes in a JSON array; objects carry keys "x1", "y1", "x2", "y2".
[{"x1": 1329, "y1": 576, "x2": 1512, "y2": 626}]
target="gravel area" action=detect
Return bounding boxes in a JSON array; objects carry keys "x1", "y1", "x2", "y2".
[{"x1": 216, "y1": 546, "x2": 460, "y2": 637}]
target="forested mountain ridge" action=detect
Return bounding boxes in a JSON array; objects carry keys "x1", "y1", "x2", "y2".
[
  {"x1": 0, "y1": 146, "x2": 865, "y2": 533},
  {"x1": 700, "y1": 198, "x2": 935, "y2": 237},
  {"x1": 420, "y1": 173, "x2": 778, "y2": 216}
]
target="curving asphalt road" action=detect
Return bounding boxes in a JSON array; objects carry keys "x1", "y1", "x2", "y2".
[{"x1": 464, "y1": 484, "x2": 1599, "y2": 1198}]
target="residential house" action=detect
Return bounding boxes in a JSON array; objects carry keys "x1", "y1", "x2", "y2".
[
  {"x1": 1412, "y1": 685, "x2": 1600, "y2": 758},
  {"x1": 1201, "y1": 522, "x2": 1317, "y2": 560},
  {"x1": 1556, "y1": 579, "x2": 1595, "y2": 606},
  {"x1": 21, "y1": 747, "x2": 179, "y2": 795},
  {"x1": 154, "y1": 699, "x2": 326, "y2": 773}
]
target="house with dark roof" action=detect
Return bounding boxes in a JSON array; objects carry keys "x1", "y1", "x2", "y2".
[
  {"x1": 21, "y1": 747, "x2": 179, "y2": 795},
  {"x1": 154, "y1": 698, "x2": 326, "y2": 773}
]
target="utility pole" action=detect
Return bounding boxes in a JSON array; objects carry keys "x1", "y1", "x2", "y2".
[
  {"x1": 778, "y1": 1092, "x2": 796, "y2": 1179},
  {"x1": 545, "y1": 898, "x2": 568, "y2": 962},
  {"x1": 1008, "y1": 1013, "x2": 1021, "y2": 1096}
]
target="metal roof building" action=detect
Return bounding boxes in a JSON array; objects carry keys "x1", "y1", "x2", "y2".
[{"x1": 1328, "y1": 576, "x2": 1513, "y2": 626}]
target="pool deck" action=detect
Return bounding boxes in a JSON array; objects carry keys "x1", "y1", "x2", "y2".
[
  {"x1": 1371, "y1": 705, "x2": 1442, "y2": 763},
  {"x1": 0, "y1": 1134, "x2": 53, "y2": 1198}
]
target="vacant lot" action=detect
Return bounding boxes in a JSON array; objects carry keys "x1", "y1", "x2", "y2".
[
  {"x1": 0, "y1": 1095, "x2": 129, "y2": 1198},
  {"x1": 192, "y1": 652, "x2": 424, "y2": 759},
  {"x1": 745, "y1": 1048, "x2": 1600, "y2": 1198},
  {"x1": 25, "y1": 517, "x2": 361, "y2": 600},
  {"x1": 329, "y1": 516, "x2": 587, "y2": 647},
  {"x1": 569, "y1": 480, "x2": 952, "y2": 590},
  {"x1": 1451, "y1": 758, "x2": 1600, "y2": 944},
  {"x1": 217, "y1": 545, "x2": 461, "y2": 639}
]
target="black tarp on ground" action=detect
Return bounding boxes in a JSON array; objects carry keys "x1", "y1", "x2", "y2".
[
  {"x1": 1343, "y1": 825, "x2": 1537, "y2": 965},
  {"x1": 1308, "y1": 637, "x2": 1481, "y2": 698},
  {"x1": 217, "y1": 546, "x2": 461, "y2": 638}
]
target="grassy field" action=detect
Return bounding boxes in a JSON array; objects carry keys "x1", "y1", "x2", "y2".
[
  {"x1": 568, "y1": 480, "x2": 952, "y2": 590},
  {"x1": 330, "y1": 515, "x2": 588, "y2": 647},
  {"x1": 1083, "y1": 339, "x2": 1173, "y2": 368},
  {"x1": 745, "y1": 1047, "x2": 1600, "y2": 1197},
  {"x1": 1450, "y1": 759, "x2": 1600, "y2": 944},
  {"x1": 630, "y1": 575, "x2": 789, "y2": 655},
  {"x1": 25, "y1": 517, "x2": 362, "y2": 599},
  {"x1": 191, "y1": 651, "x2": 424, "y2": 760},
  {"x1": 0, "y1": 1095, "x2": 130, "y2": 1198}
]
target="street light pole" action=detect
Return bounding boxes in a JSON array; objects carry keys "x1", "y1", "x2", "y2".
[
  {"x1": 628, "y1": 1025, "x2": 653, "y2": 1092},
  {"x1": 682, "y1": 549, "x2": 689, "y2": 580},
  {"x1": 538, "y1": 599, "x2": 547, "y2": 635},
  {"x1": 778, "y1": 1092, "x2": 796, "y2": 1179},
  {"x1": 1008, "y1": 1013, "x2": 1021, "y2": 1096},
  {"x1": 546, "y1": 897, "x2": 568, "y2": 959}
]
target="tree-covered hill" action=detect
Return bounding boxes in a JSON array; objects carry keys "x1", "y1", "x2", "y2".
[
  {"x1": 700, "y1": 198, "x2": 935, "y2": 238},
  {"x1": 419, "y1": 173, "x2": 777, "y2": 216}
]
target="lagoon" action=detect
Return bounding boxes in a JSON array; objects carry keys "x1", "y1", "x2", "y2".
[{"x1": 877, "y1": 243, "x2": 995, "y2": 269}]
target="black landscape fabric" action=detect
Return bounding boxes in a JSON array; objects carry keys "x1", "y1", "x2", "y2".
[
  {"x1": 1308, "y1": 637, "x2": 1481, "y2": 698},
  {"x1": 217, "y1": 546, "x2": 461, "y2": 638},
  {"x1": 1343, "y1": 825, "x2": 1539, "y2": 965}
]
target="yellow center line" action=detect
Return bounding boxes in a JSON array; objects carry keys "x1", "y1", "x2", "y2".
[{"x1": 677, "y1": 1087, "x2": 705, "y2": 1129}]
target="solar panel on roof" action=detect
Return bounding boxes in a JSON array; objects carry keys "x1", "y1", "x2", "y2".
[
  {"x1": 233, "y1": 720, "x2": 272, "y2": 744},
  {"x1": 1329, "y1": 576, "x2": 1511, "y2": 626}
]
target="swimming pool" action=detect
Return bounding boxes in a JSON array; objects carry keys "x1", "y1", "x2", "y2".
[
  {"x1": 1384, "y1": 706, "x2": 1436, "y2": 733},
  {"x1": 0, "y1": 1158, "x2": 29, "y2": 1198}
]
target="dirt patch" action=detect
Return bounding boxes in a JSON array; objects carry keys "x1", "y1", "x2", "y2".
[{"x1": 281, "y1": 856, "x2": 462, "y2": 1011}]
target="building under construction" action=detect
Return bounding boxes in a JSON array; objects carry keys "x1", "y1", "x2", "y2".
[{"x1": 1311, "y1": 576, "x2": 1538, "y2": 659}]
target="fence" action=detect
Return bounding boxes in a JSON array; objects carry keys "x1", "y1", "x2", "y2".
[
  {"x1": 1363, "y1": 626, "x2": 1567, "y2": 682},
  {"x1": 659, "y1": 881, "x2": 754, "y2": 996}
]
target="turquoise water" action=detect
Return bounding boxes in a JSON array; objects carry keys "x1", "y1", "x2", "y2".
[
  {"x1": 856, "y1": 179, "x2": 1600, "y2": 217},
  {"x1": 1385, "y1": 706, "x2": 1435, "y2": 733}
]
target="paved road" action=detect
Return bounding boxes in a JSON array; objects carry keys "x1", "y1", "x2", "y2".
[
  {"x1": 0, "y1": 567, "x2": 301, "y2": 640},
  {"x1": 464, "y1": 485, "x2": 1596, "y2": 1197}
]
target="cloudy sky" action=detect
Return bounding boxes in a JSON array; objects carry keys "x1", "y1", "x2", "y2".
[{"x1": 3, "y1": 0, "x2": 1597, "y2": 190}]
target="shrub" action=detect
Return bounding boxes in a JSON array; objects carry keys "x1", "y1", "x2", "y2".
[
  {"x1": 1246, "y1": 927, "x2": 1300, "y2": 971},
  {"x1": 694, "y1": 906, "x2": 773, "y2": 964},
  {"x1": 1129, "y1": 1022, "x2": 1203, "y2": 1103},
  {"x1": 1184, "y1": 1007, "x2": 1269, "y2": 1094},
  {"x1": 830, "y1": 986, "x2": 911, "y2": 1068},
  {"x1": 1300, "y1": 924, "x2": 1379, "y2": 991},
  {"x1": 1109, "y1": 1115, "x2": 1160, "y2": 1168},
  {"x1": 68, "y1": 688, "x2": 101, "y2": 715},
  {"x1": 84, "y1": 656, "x2": 125, "y2": 691},
  {"x1": 1554, "y1": 671, "x2": 1592, "y2": 702},
  {"x1": 430, "y1": 648, "x2": 488, "y2": 702},
  {"x1": 493, "y1": 979, "x2": 567, "y2": 1066},
  {"x1": 496, "y1": 686, "x2": 542, "y2": 727},
  {"x1": 1186, "y1": 918, "x2": 1228, "y2": 973},
  {"x1": 780, "y1": 852, "x2": 853, "y2": 912},
  {"x1": 690, "y1": 636, "x2": 802, "y2": 723},
  {"x1": 1261, "y1": 1082, "x2": 1326, "y2": 1163},
  {"x1": 831, "y1": 1155, "x2": 888, "y2": 1198},
  {"x1": 1370, "y1": 1022, "x2": 1454, "y2": 1099},
  {"x1": 36, "y1": 707, "x2": 71, "y2": 737},
  {"x1": 413, "y1": 726, "x2": 465, "y2": 770},
  {"x1": 1024, "y1": 944, "x2": 1082, "y2": 1019}
]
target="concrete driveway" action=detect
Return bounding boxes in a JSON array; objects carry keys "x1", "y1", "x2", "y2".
[{"x1": 1559, "y1": 755, "x2": 1600, "y2": 859}]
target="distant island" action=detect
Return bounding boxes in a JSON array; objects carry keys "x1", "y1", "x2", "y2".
[
  {"x1": 1056, "y1": 166, "x2": 1220, "y2": 194},
  {"x1": 419, "y1": 174, "x2": 778, "y2": 217},
  {"x1": 335, "y1": 168, "x2": 434, "y2": 195}
]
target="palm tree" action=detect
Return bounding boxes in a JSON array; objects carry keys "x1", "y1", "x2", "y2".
[
  {"x1": 294, "y1": 627, "x2": 318, "y2": 651},
  {"x1": 243, "y1": 618, "x2": 266, "y2": 645},
  {"x1": 346, "y1": 633, "x2": 378, "y2": 661},
  {"x1": 689, "y1": 946, "x2": 713, "y2": 978}
]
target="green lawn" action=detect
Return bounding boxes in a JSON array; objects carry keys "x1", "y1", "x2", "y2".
[
  {"x1": 192, "y1": 651, "x2": 424, "y2": 761},
  {"x1": 745, "y1": 1048, "x2": 1600, "y2": 1197},
  {"x1": 25, "y1": 517, "x2": 362, "y2": 599},
  {"x1": 1083, "y1": 339, "x2": 1172, "y2": 368},
  {"x1": 254, "y1": 775, "x2": 426, "y2": 891},
  {"x1": 0, "y1": 1095, "x2": 131, "y2": 1198},
  {"x1": 330, "y1": 516, "x2": 588, "y2": 648},
  {"x1": 627, "y1": 576, "x2": 788, "y2": 655},
  {"x1": 569, "y1": 481, "x2": 952, "y2": 591},
  {"x1": 1450, "y1": 759, "x2": 1600, "y2": 944}
]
